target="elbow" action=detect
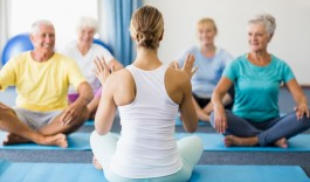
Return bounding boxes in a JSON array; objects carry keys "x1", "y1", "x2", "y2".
[
  {"x1": 82, "y1": 82, "x2": 94, "y2": 101},
  {"x1": 187, "y1": 126, "x2": 197, "y2": 133},
  {"x1": 186, "y1": 118, "x2": 198, "y2": 133}
]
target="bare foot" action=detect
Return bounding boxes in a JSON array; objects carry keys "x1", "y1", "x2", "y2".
[
  {"x1": 92, "y1": 156, "x2": 103, "y2": 170},
  {"x1": 275, "y1": 138, "x2": 288, "y2": 148},
  {"x1": 224, "y1": 135, "x2": 258, "y2": 147},
  {"x1": 40, "y1": 134, "x2": 68, "y2": 148},
  {"x1": 3, "y1": 133, "x2": 31, "y2": 145}
]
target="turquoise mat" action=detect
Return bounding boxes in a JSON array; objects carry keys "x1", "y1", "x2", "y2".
[
  {"x1": 0, "y1": 160, "x2": 309, "y2": 182},
  {"x1": 2, "y1": 132, "x2": 310, "y2": 152},
  {"x1": 84, "y1": 120, "x2": 95, "y2": 126},
  {"x1": 0, "y1": 132, "x2": 90, "y2": 150},
  {"x1": 175, "y1": 117, "x2": 208, "y2": 126},
  {"x1": 177, "y1": 133, "x2": 310, "y2": 152}
]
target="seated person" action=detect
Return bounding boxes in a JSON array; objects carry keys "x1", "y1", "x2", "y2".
[
  {"x1": 0, "y1": 102, "x2": 66, "y2": 147},
  {"x1": 62, "y1": 17, "x2": 123, "y2": 119},
  {"x1": 0, "y1": 20, "x2": 93, "y2": 146},
  {"x1": 177, "y1": 18, "x2": 234, "y2": 122},
  {"x1": 90, "y1": 6, "x2": 203, "y2": 182},
  {"x1": 211, "y1": 14, "x2": 310, "y2": 148}
]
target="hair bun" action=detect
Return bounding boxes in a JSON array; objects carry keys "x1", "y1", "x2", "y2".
[{"x1": 130, "y1": 6, "x2": 164, "y2": 49}]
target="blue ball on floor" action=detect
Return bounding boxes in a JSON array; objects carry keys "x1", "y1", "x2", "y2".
[{"x1": 1, "y1": 33, "x2": 34, "y2": 66}]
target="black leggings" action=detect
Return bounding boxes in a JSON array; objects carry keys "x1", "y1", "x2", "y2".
[{"x1": 193, "y1": 86, "x2": 234, "y2": 110}]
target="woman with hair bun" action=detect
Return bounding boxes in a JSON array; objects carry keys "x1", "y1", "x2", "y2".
[{"x1": 90, "y1": 5, "x2": 203, "y2": 182}]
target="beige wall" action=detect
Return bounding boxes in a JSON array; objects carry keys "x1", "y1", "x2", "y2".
[{"x1": 144, "y1": 0, "x2": 310, "y2": 84}]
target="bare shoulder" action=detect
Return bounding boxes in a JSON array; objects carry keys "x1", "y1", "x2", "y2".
[
  {"x1": 165, "y1": 66, "x2": 191, "y2": 104},
  {"x1": 104, "y1": 68, "x2": 136, "y2": 105},
  {"x1": 108, "y1": 68, "x2": 133, "y2": 84}
]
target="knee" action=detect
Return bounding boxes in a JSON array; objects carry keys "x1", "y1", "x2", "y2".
[
  {"x1": 288, "y1": 112, "x2": 310, "y2": 127},
  {"x1": 186, "y1": 135, "x2": 203, "y2": 155},
  {"x1": 0, "y1": 107, "x2": 16, "y2": 118}
]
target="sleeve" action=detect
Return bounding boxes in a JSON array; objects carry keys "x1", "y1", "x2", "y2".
[
  {"x1": 282, "y1": 62, "x2": 295, "y2": 83},
  {"x1": 66, "y1": 58, "x2": 87, "y2": 90},
  {"x1": 0, "y1": 58, "x2": 17, "y2": 91},
  {"x1": 222, "y1": 60, "x2": 238, "y2": 82}
]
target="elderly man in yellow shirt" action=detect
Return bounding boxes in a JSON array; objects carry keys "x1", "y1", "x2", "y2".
[{"x1": 0, "y1": 20, "x2": 93, "y2": 147}]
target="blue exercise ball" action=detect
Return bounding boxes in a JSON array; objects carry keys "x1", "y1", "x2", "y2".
[
  {"x1": 93, "y1": 39, "x2": 114, "y2": 55},
  {"x1": 1, "y1": 33, "x2": 34, "y2": 66}
]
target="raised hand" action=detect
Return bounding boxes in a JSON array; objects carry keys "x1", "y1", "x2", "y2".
[
  {"x1": 182, "y1": 54, "x2": 198, "y2": 78},
  {"x1": 170, "y1": 54, "x2": 198, "y2": 78},
  {"x1": 94, "y1": 56, "x2": 112, "y2": 85}
]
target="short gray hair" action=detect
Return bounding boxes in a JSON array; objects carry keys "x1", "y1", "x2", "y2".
[
  {"x1": 30, "y1": 19, "x2": 54, "y2": 35},
  {"x1": 76, "y1": 16, "x2": 98, "y2": 33},
  {"x1": 248, "y1": 14, "x2": 276, "y2": 36}
]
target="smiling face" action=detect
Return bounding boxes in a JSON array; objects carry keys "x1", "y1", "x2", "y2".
[
  {"x1": 77, "y1": 26, "x2": 95, "y2": 47},
  {"x1": 30, "y1": 24, "x2": 55, "y2": 54},
  {"x1": 197, "y1": 22, "x2": 217, "y2": 47},
  {"x1": 247, "y1": 23, "x2": 271, "y2": 52}
]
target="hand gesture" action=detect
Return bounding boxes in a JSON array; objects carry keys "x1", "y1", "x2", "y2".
[
  {"x1": 171, "y1": 54, "x2": 198, "y2": 78},
  {"x1": 94, "y1": 57, "x2": 114, "y2": 85}
]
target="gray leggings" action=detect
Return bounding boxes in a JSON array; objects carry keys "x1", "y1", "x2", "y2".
[{"x1": 210, "y1": 111, "x2": 310, "y2": 146}]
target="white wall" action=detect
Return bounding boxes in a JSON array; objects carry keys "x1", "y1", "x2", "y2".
[
  {"x1": 7, "y1": 0, "x2": 98, "y2": 51},
  {"x1": 144, "y1": 0, "x2": 310, "y2": 84},
  {"x1": 0, "y1": 0, "x2": 9, "y2": 62}
]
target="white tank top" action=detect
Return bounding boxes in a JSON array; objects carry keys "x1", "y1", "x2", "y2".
[{"x1": 110, "y1": 64, "x2": 183, "y2": 178}]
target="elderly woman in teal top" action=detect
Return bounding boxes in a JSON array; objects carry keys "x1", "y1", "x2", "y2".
[
  {"x1": 211, "y1": 14, "x2": 310, "y2": 148},
  {"x1": 178, "y1": 18, "x2": 234, "y2": 122}
]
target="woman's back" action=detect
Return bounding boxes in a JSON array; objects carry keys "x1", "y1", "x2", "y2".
[
  {"x1": 91, "y1": 6, "x2": 201, "y2": 181},
  {"x1": 110, "y1": 64, "x2": 183, "y2": 178}
]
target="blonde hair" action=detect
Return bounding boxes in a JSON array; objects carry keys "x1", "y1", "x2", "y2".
[
  {"x1": 130, "y1": 5, "x2": 164, "y2": 49},
  {"x1": 248, "y1": 14, "x2": 276, "y2": 36},
  {"x1": 197, "y1": 18, "x2": 217, "y2": 34}
]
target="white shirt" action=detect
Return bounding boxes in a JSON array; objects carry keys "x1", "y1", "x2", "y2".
[
  {"x1": 62, "y1": 41, "x2": 114, "y2": 93},
  {"x1": 110, "y1": 64, "x2": 183, "y2": 178}
]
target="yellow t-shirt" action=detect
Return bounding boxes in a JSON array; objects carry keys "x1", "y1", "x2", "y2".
[{"x1": 0, "y1": 51, "x2": 86, "y2": 111}]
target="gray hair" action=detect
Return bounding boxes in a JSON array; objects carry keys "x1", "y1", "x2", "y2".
[
  {"x1": 30, "y1": 19, "x2": 54, "y2": 35},
  {"x1": 248, "y1": 14, "x2": 276, "y2": 36},
  {"x1": 76, "y1": 16, "x2": 98, "y2": 33}
]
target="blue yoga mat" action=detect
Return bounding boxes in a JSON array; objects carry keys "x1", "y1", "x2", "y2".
[
  {"x1": 0, "y1": 132, "x2": 90, "y2": 150},
  {"x1": 2, "y1": 132, "x2": 310, "y2": 152},
  {"x1": 176, "y1": 133, "x2": 310, "y2": 152},
  {"x1": 84, "y1": 120, "x2": 95, "y2": 126},
  {"x1": 0, "y1": 160, "x2": 309, "y2": 182},
  {"x1": 175, "y1": 117, "x2": 209, "y2": 126}
]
